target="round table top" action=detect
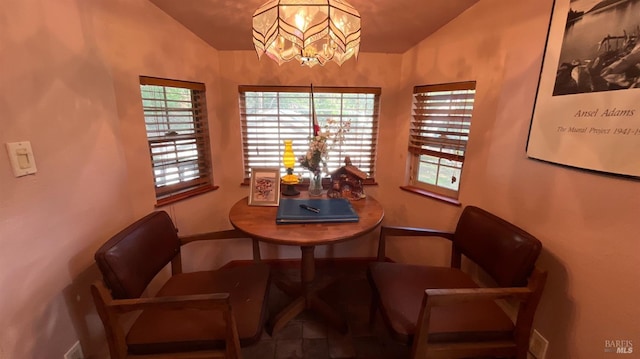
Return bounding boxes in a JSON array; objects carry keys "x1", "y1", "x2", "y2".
[{"x1": 229, "y1": 194, "x2": 384, "y2": 246}]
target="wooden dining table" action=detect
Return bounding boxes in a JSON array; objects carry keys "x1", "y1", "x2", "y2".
[{"x1": 228, "y1": 193, "x2": 384, "y2": 334}]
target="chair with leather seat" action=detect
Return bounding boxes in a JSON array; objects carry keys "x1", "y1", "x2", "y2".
[
  {"x1": 91, "y1": 210, "x2": 271, "y2": 359},
  {"x1": 368, "y1": 206, "x2": 547, "y2": 359}
]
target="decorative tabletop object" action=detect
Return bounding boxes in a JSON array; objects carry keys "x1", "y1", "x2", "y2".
[
  {"x1": 299, "y1": 118, "x2": 350, "y2": 196},
  {"x1": 281, "y1": 139, "x2": 300, "y2": 196},
  {"x1": 248, "y1": 167, "x2": 281, "y2": 206},
  {"x1": 327, "y1": 157, "x2": 368, "y2": 200}
]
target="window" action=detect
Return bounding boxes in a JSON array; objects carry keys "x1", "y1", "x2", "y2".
[
  {"x1": 406, "y1": 81, "x2": 476, "y2": 200},
  {"x1": 238, "y1": 86, "x2": 380, "y2": 182},
  {"x1": 139, "y1": 76, "x2": 215, "y2": 205}
]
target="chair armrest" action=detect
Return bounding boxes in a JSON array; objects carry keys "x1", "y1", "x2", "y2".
[
  {"x1": 179, "y1": 229, "x2": 262, "y2": 264},
  {"x1": 179, "y1": 229, "x2": 248, "y2": 245},
  {"x1": 411, "y1": 286, "x2": 534, "y2": 358},
  {"x1": 381, "y1": 226, "x2": 454, "y2": 238},
  {"x1": 92, "y1": 280, "x2": 232, "y2": 313},
  {"x1": 111, "y1": 292, "x2": 233, "y2": 313},
  {"x1": 376, "y1": 226, "x2": 455, "y2": 261},
  {"x1": 424, "y1": 268, "x2": 547, "y2": 307},
  {"x1": 423, "y1": 287, "x2": 532, "y2": 306},
  {"x1": 91, "y1": 280, "x2": 241, "y2": 358}
]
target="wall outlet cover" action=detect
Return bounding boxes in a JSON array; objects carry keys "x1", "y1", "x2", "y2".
[
  {"x1": 529, "y1": 329, "x2": 549, "y2": 359},
  {"x1": 63, "y1": 341, "x2": 83, "y2": 359}
]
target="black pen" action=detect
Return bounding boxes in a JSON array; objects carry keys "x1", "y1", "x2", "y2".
[{"x1": 299, "y1": 204, "x2": 320, "y2": 213}]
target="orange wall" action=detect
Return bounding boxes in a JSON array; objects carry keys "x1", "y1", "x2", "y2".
[
  {"x1": 0, "y1": 0, "x2": 227, "y2": 357},
  {"x1": 1, "y1": 0, "x2": 638, "y2": 358},
  {"x1": 398, "y1": 0, "x2": 640, "y2": 358}
]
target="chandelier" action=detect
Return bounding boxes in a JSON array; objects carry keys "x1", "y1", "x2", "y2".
[{"x1": 252, "y1": 0, "x2": 361, "y2": 67}]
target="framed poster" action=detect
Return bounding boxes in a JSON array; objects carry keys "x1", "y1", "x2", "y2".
[
  {"x1": 248, "y1": 168, "x2": 281, "y2": 206},
  {"x1": 527, "y1": 0, "x2": 640, "y2": 177}
]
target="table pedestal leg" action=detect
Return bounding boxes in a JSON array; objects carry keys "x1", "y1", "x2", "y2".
[
  {"x1": 269, "y1": 245, "x2": 348, "y2": 334},
  {"x1": 270, "y1": 297, "x2": 306, "y2": 334},
  {"x1": 301, "y1": 246, "x2": 315, "y2": 306}
]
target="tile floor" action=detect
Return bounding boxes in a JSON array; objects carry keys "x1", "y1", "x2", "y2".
[{"x1": 241, "y1": 260, "x2": 410, "y2": 359}]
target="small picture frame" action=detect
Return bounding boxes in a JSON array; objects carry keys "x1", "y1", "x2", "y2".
[{"x1": 248, "y1": 168, "x2": 281, "y2": 206}]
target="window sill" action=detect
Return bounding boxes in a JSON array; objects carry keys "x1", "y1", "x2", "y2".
[
  {"x1": 155, "y1": 185, "x2": 219, "y2": 207},
  {"x1": 400, "y1": 185, "x2": 461, "y2": 207}
]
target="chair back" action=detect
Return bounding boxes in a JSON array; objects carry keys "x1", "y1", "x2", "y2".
[
  {"x1": 453, "y1": 206, "x2": 541, "y2": 287},
  {"x1": 95, "y1": 211, "x2": 180, "y2": 299}
]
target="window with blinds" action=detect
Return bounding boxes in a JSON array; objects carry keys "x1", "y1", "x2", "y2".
[
  {"x1": 238, "y1": 86, "x2": 380, "y2": 182},
  {"x1": 408, "y1": 81, "x2": 476, "y2": 199},
  {"x1": 139, "y1": 76, "x2": 214, "y2": 204}
]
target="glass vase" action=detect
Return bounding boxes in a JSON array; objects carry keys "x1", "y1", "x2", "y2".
[{"x1": 308, "y1": 171, "x2": 323, "y2": 196}]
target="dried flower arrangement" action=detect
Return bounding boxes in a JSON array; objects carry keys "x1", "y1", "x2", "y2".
[{"x1": 298, "y1": 118, "x2": 351, "y2": 176}]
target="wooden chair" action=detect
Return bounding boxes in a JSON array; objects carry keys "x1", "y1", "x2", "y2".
[
  {"x1": 91, "y1": 211, "x2": 271, "y2": 359},
  {"x1": 368, "y1": 206, "x2": 547, "y2": 359}
]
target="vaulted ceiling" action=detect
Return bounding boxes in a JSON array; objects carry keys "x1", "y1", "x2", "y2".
[{"x1": 148, "y1": 0, "x2": 480, "y2": 54}]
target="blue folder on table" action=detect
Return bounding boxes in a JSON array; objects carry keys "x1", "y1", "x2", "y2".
[{"x1": 276, "y1": 198, "x2": 359, "y2": 224}]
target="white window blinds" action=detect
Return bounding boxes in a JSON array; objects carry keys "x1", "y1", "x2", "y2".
[
  {"x1": 140, "y1": 76, "x2": 212, "y2": 201},
  {"x1": 407, "y1": 81, "x2": 476, "y2": 197},
  {"x1": 239, "y1": 86, "x2": 380, "y2": 181},
  {"x1": 410, "y1": 82, "x2": 476, "y2": 162}
]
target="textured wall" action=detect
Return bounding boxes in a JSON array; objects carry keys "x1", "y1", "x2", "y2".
[
  {"x1": 1, "y1": 0, "x2": 638, "y2": 358},
  {"x1": 400, "y1": 0, "x2": 640, "y2": 358},
  {"x1": 0, "y1": 0, "x2": 224, "y2": 357}
]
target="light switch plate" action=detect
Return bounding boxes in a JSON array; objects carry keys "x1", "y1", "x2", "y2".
[{"x1": 6, "y1": 141, "x2": 37, "y2": 177}]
